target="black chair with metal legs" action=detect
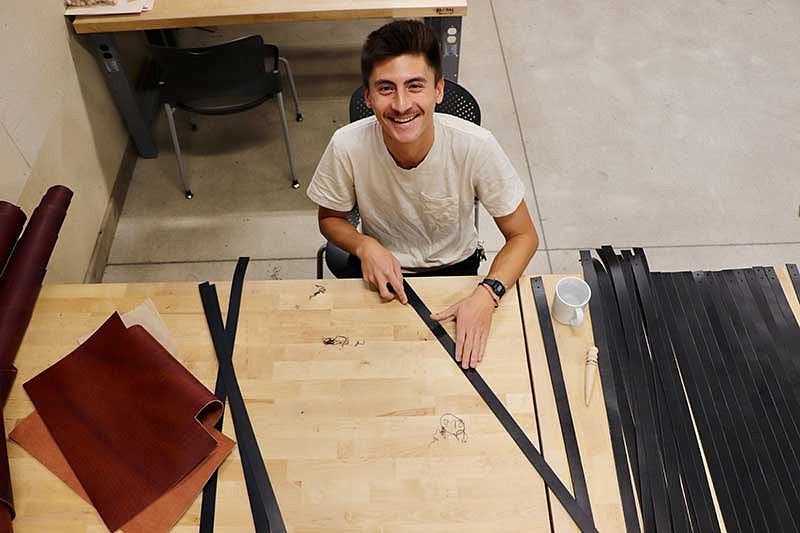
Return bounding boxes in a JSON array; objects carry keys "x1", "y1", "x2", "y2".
[
  {"x1": 149, "y1": 35, "x2": 301, "y2": 199},
  {"x1": 316, "y1": 79, "x2": 482, "y2": 279}
]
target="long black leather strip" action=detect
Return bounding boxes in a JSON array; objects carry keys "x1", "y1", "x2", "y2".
[
  {"x1": 580, "y1": 251, "x2": 639, "y2": 533},
  {"x1": 654, "y1": 272, "x2": 746, "y2": 532},
  {"x1": 594, "y1": 260, "x2": 641, "y2": 500},
  {"x1": 701, "y1": 270, "x2": 800, "y2": 530},
  {"x1": 531, "y1": 276, "x2": 593, "y2": 519},
  {"x1": 788, "y1": 264, "x2": 800, "y2": 303},
  {"x1": 631, "y1": 254, "x2": 714, "y2": 533},
  {"x1": 402, "y1": 279, "x2": 598, "y2": 533},
  {"x1": 598, "y1": 247, "x2": 668, "y2": 532},
  {"x1": 199, "y1": 258, "x2": 267, "y2": 533},
  {"x1": 200, "y1": 281, "x2": 286, "y2": 533}
]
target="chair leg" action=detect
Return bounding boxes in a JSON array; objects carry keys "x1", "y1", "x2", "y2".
[
  {"x1": 276, "y1": 91, "x2": 300, "y2": 190},
  {"x1": 164, "y1": 104, "x2": 193, "y2": 199},
  {"x1": 316, "y1": 244, "x2": 326, "y2": 279},
  {"x1": 279, "y1": 57, "x2": 303, "y2": 122}
]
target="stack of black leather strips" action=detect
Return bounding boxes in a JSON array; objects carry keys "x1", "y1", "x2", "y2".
[{"x1": 582, "y1": 246, "x2": 800, "y2": 533}]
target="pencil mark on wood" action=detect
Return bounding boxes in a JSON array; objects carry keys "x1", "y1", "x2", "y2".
[{"x1": 430, "y1": 413, "x2": 468, "y2": 445}]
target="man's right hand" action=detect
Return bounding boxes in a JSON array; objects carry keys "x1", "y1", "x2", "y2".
[{"x1": 355, "y1": 237, "x2": 408, "y2": 304}]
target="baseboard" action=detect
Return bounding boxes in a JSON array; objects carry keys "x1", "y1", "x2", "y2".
[{"x1": 83, "y1": 141, "x2": 138, "y2": 283}]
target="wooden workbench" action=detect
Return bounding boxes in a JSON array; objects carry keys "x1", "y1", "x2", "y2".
[
  {"x1": 14, "y1": 270, "x2": 798, "y2": 531},
  {"x1": 72, "y1": 0, "x2": 469, "y2": 34}
]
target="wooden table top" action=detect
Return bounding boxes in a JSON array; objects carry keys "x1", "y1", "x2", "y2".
[
  {"x1": 12, "y1": 271, "x2": 796, "y2": 531},
  {"x1": 72, "y1": 0, "x2": 468, "y2": 34}
]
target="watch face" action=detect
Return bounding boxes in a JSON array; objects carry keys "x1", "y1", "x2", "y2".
[{"x1": 483, "y1": 278, "x2": 505, "y2": 298}]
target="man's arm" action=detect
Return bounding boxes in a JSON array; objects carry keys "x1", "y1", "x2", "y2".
[
  {"x1": 430, "y1": 200, "x2": 538, "y2": 369},
  {"x1": 318, "y1": 206, "x2": 408, "y2": 303}
]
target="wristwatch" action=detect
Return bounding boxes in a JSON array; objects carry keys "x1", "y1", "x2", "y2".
[{"x1": 479, "y1": 278, "x2": 506, "y2": 300}]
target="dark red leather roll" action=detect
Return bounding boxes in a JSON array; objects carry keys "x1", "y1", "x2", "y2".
[
  {"x1": 0, "y1": 185, "x2": 72, "y2": 370},
  {"x1": 24, "y1": 313, "x2": 223, "y2": 532},
  {"x1": 0, "y1": 185, "x2": 71, "y2": 530},
  {"x1": 0, "y1": 202, "x2": 25, "y2": 276}
]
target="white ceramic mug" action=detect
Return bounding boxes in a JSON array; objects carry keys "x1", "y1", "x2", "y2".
[{"x1": 552, "y1": 277, "x2": 591, "y2": 327}]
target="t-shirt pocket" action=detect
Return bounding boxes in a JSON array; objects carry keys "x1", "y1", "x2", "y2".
[{"x1": 420, "y1": 192, "x2": 459, "y2": 238}]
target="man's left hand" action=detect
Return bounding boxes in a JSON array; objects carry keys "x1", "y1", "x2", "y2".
[{"x1": 430, "y1": 287, "x2": 497, "y2": 369}]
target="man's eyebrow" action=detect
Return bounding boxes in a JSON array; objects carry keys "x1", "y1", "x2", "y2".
[
  {"x1": 374, "y1": 79, "x2": 396, "y2": 86},
  {"x1": 404, "y1": 77, "x2": 428, "y2": 85},
  {"x1": 373, "y1": 77, "x2": 429, "y2": 86}
]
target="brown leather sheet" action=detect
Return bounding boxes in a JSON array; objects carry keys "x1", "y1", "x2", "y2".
[
  {"x1": 10, "y1": 410, "x2": 235, "y2": 533},
  {"x1": 23, "y1": 313, "x2": 224, "y2": 531},
  {"x1": 0, "y1": 201, "x2": 25, "y2": 276}
]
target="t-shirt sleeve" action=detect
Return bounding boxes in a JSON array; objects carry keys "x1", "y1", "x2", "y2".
[
  {"x1": 306, "y1": 133, "x2": 356, "y2": 212},
  {"x1": 473, "y1": 133, "x2": 526, "y2": 218}
]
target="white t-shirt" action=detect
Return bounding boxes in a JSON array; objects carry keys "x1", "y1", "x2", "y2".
[{"x1": 307, "y1": 113, "x2": 525, "y2": 270}]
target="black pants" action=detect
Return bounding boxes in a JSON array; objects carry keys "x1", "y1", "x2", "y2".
[{"x1": 341, "y1": 249, "x2": 481, "y2": 279}]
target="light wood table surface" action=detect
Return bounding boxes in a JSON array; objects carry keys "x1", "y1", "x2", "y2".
[
  {"x1": 11, "y1": 271, "x2": 794, "y2": 531},
  {"x1": 7, "y1": 276, "x2": 549, "y2": 532},
  {"x1": 72, "y1": 0, "x2": 468, "y2": 34}
]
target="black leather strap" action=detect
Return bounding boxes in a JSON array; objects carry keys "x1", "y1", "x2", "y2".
[
  {"x1": 199, "y1": 258, "x2": 269, "y2": 533},
  {"x1": 402, "y1": 279, "x2": 598, "y2": 533},
  {"x1": 199, "y1": 262, "x2": 286, "y2": 533},
  {"x1": 530, "y1": 276, "x2": 593, "y2": 520},
  {"x1": 579, "y1": 251, "x2": 639, "y2": 533},
  {"x1": 788, "y1": 264, "x2": 800, "y2": 303}
]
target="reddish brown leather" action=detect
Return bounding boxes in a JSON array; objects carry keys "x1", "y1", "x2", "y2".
[
  {"x1": 0, "y1": 201, "x2": 25, "y2": 276},
  {"x1": 23, "y1": 313, "x2": 223, "y2": 531},
  {"x1": 0, "y1": 185, "x2": 72, "y2": 369},
  {"x1": 10, "y1": 410, "x2": 235, "y2": 533},
  {"x1": 0, "y1": 186, "x2": 71, "y2": 528}
]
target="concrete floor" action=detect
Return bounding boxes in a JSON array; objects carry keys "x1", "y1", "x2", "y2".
[{"x1": 103, "y1": 0, "x2": 800, "y2": 283}]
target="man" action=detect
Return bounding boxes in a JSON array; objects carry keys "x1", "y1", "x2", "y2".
[{"x1": 307, "y1": 20, "x2": 539, "y2": 369}]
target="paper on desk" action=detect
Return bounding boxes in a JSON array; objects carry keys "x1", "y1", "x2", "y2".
[
  {"x1": 77, "y1": 298, "x2": 178, "y2": 356},
  {"x1": 65, "y1": 0, "x2": 155, "y2": 16}
]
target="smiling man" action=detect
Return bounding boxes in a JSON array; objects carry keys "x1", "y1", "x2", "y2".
[{"x1": 307, "y1": 20, "x2": 539, "y2": 369}]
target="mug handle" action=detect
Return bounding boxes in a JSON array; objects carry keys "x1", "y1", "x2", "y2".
[{"x1": 570, "y1": 307, "x2": 584, "y2": 327}]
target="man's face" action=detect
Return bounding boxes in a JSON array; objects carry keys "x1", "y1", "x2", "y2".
[{"x1": 365, "y1": 53, "x2": 444, "y2": 150}]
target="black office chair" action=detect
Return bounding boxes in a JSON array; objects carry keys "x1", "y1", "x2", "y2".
[
  {"x1": 316, "y1": 79, "x2": 482, "y2": 279},
  {"x1": 149, "y1": 35, "x2": 301, "y2": 199}
]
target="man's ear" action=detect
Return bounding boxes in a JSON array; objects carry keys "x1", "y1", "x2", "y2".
[
  {"x1": 364, "y1": 86, "x2": 373, "y2": 110},
  {"x1": 435, "y1": 77, "x2": 445, "y2": 105}
]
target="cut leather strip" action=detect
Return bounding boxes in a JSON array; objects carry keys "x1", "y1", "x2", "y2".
[
  {"x1": 10, "y1": 409, "x2": 235, "y2": 533},
  {"x1": 199, "y1": 280, "x2": 286, "y2": 533},
  {"x1": 530, "y1": 276, "x2": 593, "y2": 519},
  {"x1": 701, "y1": 270, "x2": 800, "y2": 530},
  {"x1": 23, "y1": 313, "x2": 222, "y2": 531},
  {"x1": 401, "y1": 279, "x2": 597, "y2": 533},
  {"x1": 199, "y1": 257, "x2": 270, "y2": 533},
  {"x1": 788, "y1": 264, "x2": 800, "y2": 303},
  {"x1": 593, "y1": 260, "x2": 641, "y2": 500},
  {"x1": 579, "y1": 251, "x2": 639, "y2": 533},
  {"x1": 597, "y1": 247, "x2": 669, "y2": 532}
]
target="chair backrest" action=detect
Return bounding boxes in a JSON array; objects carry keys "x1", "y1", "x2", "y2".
[
  {"x1": 149, "y1": 35, "x2": 279, "y2": 104},
  {"x1": 349, "y1": 79, "x2": 481, "y2": 126}
]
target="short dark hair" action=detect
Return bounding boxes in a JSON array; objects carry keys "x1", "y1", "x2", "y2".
[{"x1": 361, "y1": 20, "x2": 442, "y2": 87}]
